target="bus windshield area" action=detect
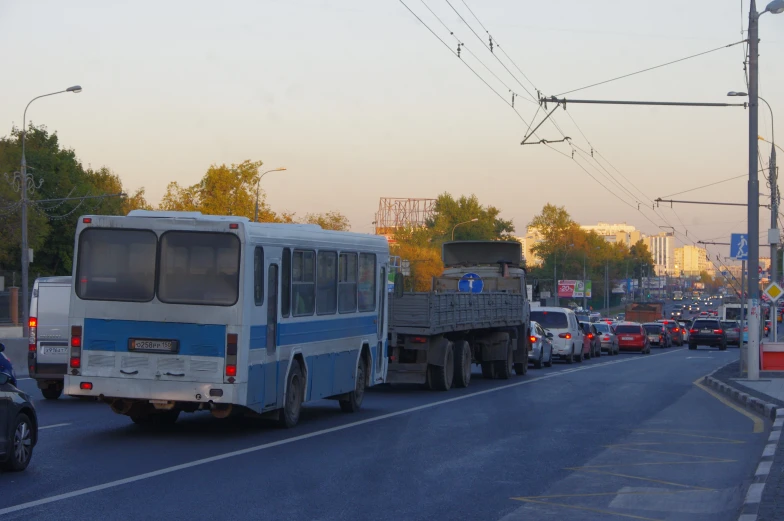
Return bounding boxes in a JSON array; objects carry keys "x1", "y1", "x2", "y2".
[{"x1": 76, "y1": 228, "x2": 240, "y2": 306}]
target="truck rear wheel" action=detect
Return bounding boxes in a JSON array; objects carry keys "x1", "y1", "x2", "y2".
[
  {"x1": 453, "y1": 340, "x2": 472, "y2": 388},
  {"x1": 430, "y1": 341, "x2": 454, "y2": 391},
  {"x1": 495, "y1": 338, "x2": 513, "y2": 379}
]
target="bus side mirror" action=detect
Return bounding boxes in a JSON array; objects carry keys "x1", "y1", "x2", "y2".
[{"x1": 393, "y1": 272, "x2": 404, "y2": 298}]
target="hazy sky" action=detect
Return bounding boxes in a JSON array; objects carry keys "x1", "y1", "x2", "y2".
[{"x1": 1, "y1": 0, "x2": 781, "y2": 267}]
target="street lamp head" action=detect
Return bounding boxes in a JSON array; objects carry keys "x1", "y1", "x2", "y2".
[
  {"x1": 275, "y1": 167, "x2": 287, "y2": 172},
  {"x1": 765, "y1": 0, "x2": 784, "y2": 14},
  {"x1": 66, "y1": 85, "x2": 82, "y2": 93},
  {"x1": 470, "y1": 218, "x2": 479, "y2": 222},
  {"x1": 727, "y1": 91, "x2": 748, "y2": 97}
]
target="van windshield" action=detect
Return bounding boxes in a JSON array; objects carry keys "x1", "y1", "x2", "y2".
[{"x1": 530, "y1": 311, "x2": 568, "y2": 329}]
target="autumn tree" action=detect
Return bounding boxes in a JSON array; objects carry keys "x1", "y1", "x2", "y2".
[
  {"x1": 303, "y1": 211, "x2": 350, "y2": 231},
  {"x1": 425, "y1": 193, "x2": 515, "y2": 243},
  {"x1": 391, "y1": 242, "x2": 443, "y2": 292}
]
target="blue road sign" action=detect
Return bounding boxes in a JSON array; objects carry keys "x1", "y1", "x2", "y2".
[
  {"x1": 731, "y1": 233, "x2": 749, "y2": 260},
  {"x1": 458, "y1": 273, "x2": 484, "y2": 293}
]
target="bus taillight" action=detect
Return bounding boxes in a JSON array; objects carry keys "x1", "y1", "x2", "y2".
[
  {"x1": 226, "y1": 333, "x2": 238, "y2": 381},
  {"x1": 70, "y1": 325, "x2": 83, "y2": 370}
]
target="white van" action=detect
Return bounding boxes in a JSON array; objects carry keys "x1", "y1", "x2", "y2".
[
  {"x1": 29, "y1": 276, "x2": 72, "y2": 399},
  {"x1": 529, "y1": 307, "x2": 584, "y2": 363}
]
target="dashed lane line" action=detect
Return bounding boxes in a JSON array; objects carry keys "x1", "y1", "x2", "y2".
[
  {"x1": 39, "y1": 423, "x2": 71, "y2": 430},
  {"x1": 0, "y1": 348, "x2": 685, "y2": 517}
]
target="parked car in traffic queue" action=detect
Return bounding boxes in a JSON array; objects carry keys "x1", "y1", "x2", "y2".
[
  {"x1": 530, "y1": 307, "x2": 584, "y2": 364},
  {"x1": 688, "y1": 318, "x2": 727, "y2": 350},
  {"x1": 579, "y1": 322, "x2": 601, "y2": 359},
  {"x1": 529, "y1": 321, "x2": 554, "y2": 369},
  {"x1": 658, "y1": 319, "x2": 684, "y2": 346},
  {"x1": 593, "y1": 321, "x2": 619, "y2": 355},
  {"x1": 643, "y1": 323, "x2": 668, "y2": 348},
  {"x1": 0, "y1": 343, "x2": 38, "y2": 471},
  {"x1": 721, "y1": 320, "x2": 741, "y2": 346},
  {"x1": 615, "y1": 323, "x2": 651, "y2": 354}
]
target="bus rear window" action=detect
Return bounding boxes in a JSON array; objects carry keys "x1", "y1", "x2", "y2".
[
  {"x1": 76, "y1": 228, "x2": 157, "y2": 302},
  {"x1": 158, "y1": 231, "x2": 240, "y2": 306}
]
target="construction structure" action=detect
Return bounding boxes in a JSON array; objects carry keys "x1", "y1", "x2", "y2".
[{"x1": 374, "y1": 197, "x2": 437, "y2": 242}]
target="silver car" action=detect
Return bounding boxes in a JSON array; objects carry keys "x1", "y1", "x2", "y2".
[
  {"x1": 593, "y1": 322, "x2": 619, "y2": 355},
  {"x1": 529, "y1": 321, "x2": 553, "y2": 369}
]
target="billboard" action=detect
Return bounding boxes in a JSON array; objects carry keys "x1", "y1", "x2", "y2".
[{"x1": 558, "y1": 280, "x2": 592, "y2": 298}]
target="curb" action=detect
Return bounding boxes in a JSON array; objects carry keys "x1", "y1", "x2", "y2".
[{"x1": 701, "y1": 373, "x2": 781, "y2": 521}]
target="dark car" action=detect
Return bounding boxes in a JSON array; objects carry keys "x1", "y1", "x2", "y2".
[
  {"x1": 658, "y1": 319, "x2": 684, "y2": 346},
  {"x1": 1, "y1": 343, "x2": 38, "y2": 471},
  {"x1": 688, "y1": 319, "x2": 727, "y2": 350},
  {"x1": 0, "y1": 343, "x2": 16, "y2": 387}
]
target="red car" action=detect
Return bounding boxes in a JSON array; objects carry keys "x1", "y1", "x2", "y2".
[{"x1": 614, "y1": 323, "x2": 651, "y2": 354}]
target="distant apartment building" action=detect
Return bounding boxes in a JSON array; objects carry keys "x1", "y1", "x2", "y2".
[
  {"x1": 644, "y1": 232, "x2": 675, "y2": 276},
  {"x1": 674, "y1": 245, "x2": 711, "y2": 277},
  {"x1": 579, "y1": 222, "x2": 644, "y2": 247},
  {"x1": 520, "y1": 227, "x2": 545, "y2": 266}
]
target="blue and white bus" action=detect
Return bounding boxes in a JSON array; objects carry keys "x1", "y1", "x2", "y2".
[{"x1": 64, "y1": 211, "x2": 390, "y2": 427}]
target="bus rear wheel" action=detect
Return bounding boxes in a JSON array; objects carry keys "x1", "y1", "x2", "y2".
[
  {"x1": 340, "y1": 355, "x2": 367, "y2": 412},
  {"x1": 278, "y1": 362, "x2": 304, "y2": 428}
]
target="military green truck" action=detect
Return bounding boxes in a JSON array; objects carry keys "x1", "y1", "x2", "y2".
[{"x1": 387, "y1": 241, "x2": 531, "y2": 390}]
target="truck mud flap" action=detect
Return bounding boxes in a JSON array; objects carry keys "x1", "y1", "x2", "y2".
[{"x1": 387, "y1": 362, "x2": 428, "y2": 385}]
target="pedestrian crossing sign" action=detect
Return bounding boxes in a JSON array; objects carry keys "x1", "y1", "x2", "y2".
[{"x1": 764, "y1": 282, "x2": 784, "y2": 302}]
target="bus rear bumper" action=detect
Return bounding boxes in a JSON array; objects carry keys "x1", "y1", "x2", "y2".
[{"x1": 64, "y1": 375, "x2": 243, "y2": 406}]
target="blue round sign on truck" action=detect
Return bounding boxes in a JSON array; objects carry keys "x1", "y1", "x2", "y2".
[{"x1": 458, "y1": 273, "x2": 483, "y2": 293}]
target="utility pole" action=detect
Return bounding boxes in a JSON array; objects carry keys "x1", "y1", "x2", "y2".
[
  {"x1": 747, "y1": 0, "x2": 762, "y2": 380},
  {"x1": 583, "y1": 252, "x2": 587, "y2": 310},
  {"x1": 553, "y1": 251, "x2": 558, "y2": 307}
]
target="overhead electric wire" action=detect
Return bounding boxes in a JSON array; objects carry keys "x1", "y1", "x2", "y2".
[
  {"x1": 397, "y1": 0, "x2": 533, "y2": 126},
  {"x1": 458, "y1": 0, "x2": 539, "y2": 94},
  {"x1": 418, "y1": 1, "x2": 532, "y2": 105},
  {"x1": 444, "y1": 0, "x2": 538, "y2": 102},
  {"x1": 660, "y1": 174, "x2": 748, "y2": 198},
  {"x1": 554, "y1": 39, "x2": 747, "y2": 96}
]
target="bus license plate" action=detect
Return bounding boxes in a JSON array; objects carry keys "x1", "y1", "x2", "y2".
[{"x1": 129, "y1": 339, "x2": 177, "y2": 353}]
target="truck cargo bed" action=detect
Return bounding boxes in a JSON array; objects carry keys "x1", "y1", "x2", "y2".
[{"x1": 389, "y1": 292, "x2": 524, "y2": 336}]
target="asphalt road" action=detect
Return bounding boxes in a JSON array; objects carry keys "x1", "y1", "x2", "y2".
[{"x1": 0, "y1": 341, "x2": 768, "y2": 521}]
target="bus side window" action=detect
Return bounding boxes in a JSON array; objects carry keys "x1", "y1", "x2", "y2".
[
  {"x1": 292, "y1": 250, "x2": 315, "y2": 316},
  {"x1": 358, "y1": 253, "x2": 376, "y2": 312},
  {"x1": 281, "y1": 248, "x2": 291, "y2": 318},
  {"x1": 254, "y1": 247, "x2": 264, "y2": 306}
]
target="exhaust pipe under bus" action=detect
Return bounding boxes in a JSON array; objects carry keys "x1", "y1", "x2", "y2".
[{"x1": 210, "y1": 403, "x2": 233, "y2": 419}]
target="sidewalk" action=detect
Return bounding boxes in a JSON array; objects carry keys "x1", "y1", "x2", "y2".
[
  {"x1": 0, "y1": 325, "x2": 22, "y2": 339},
  {"x1": 710, "y1": 360, "x2": 784, "y2": 521}
]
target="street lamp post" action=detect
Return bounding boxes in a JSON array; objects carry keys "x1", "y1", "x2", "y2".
[
  {"x1": 253, "y1": 167, "x2": 286, "y2": 222},
  {"x1": 743, "y1": 0, "x2": 782, "y2": 379},
  {"x1": 451, "y1": 218, "x2": 478, "y2": 241},
  {"x1": 19, "y1": 85, "x2": 82, "y2": 338}
]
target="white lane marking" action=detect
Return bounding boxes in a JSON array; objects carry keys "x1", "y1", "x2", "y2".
[
  {"x1": 762, "y1": 443, "x2": 777, "y2": 457},
  {"x1": 774, "y1": 418, "x2": 784, "y2": 429},
  {"x1": 756, "y1": 460, "x2": 772, "y2": 476},
  {"x1": 769, "y1": 430, "x2": 781, "y2": 442},
  {"x1": 39, "y1": 423, "x2": 71, "y2": 431},
  {"x1": 745, "y1": 483, "x2": 765, "y2": 503},
  {"x1": 0, "y1": 348, "x2": 686, "y2": 516},
  {"x1": 16, "y1": 377, "x2": 33, "y2": 381}
]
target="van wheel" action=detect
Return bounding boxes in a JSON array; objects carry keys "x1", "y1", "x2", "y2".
[
  {"x1": 565, "y1": 346, "x2": 574, "y2": 364},
  {"x1": 41, "y1": 385, "x2": 62, "y2": 401},
  {"x1": 2, "y1": 413, "x2": 34, "y2": 471},
  {"x1": 278, "y1": 363, "x2": 304, "y2": 428},
  {"x1": 340, "y1": 355, "x2": 367, "y2": 412},
  {"x1": 430, "y1": 342, "x2": 454, "y2": 391},
  {"x1": 453, "y1": 341, "x2": 472, "y2": 388}
]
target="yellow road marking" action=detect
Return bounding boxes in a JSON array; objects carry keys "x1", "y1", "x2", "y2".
[
  {"x1": 633, "y1": 429, "x2": 746, "y2": 443},
  {"x1": 511, "y1": 497, "x2": 664, "y2": 521},
  {"x1": 692, "y1": 377, "x2": 764, "y2": 433},
  {"x1": 513, "y1": 489, "x2": 713, "y2": 500},
  {"x1": 568, "y1": 468, "x2": 714, "y2": 490},
  {"x1": 602, "y1": 445, "x2": 734, "y2": 462}
]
